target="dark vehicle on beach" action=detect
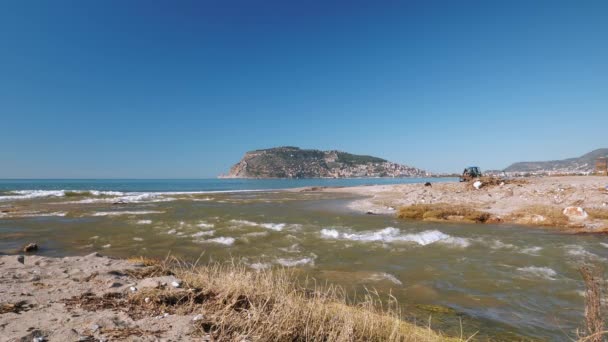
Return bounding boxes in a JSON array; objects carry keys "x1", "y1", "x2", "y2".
[{"x1": 460, "y1": 166, "x2": 482, "y2": 182}]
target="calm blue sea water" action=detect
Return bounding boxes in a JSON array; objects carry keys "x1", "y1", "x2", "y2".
[{"x1": 0, "y1": 178, "x2": 456, "y2": 192}]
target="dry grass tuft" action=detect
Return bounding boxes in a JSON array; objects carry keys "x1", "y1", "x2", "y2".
[
  {"x1": 175, "y1": 262, "x2": 460, "y2": 341},
  {"x1": 587, "y1": 208, "x2": 608, "y2": 220},
  {"x1": 507, "y1": 205, "x2": 570, "y2": 227},
  {"x1": 64, "y1": 258, "x2": 462, "y2": 341},
  {"x1": 578, "y1": 266, "x2": 605, "y2": 342},
  {"x1": 398, "y1": 204, "x2": 491, "y2": 223}
]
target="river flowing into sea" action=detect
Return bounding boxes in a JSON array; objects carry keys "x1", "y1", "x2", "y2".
[{"x1": 1, "y1": 178, "x2": 607, "y2": 340}]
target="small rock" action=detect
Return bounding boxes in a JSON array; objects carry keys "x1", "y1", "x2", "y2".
[
  {"x1": 563, "y1": 206, "x2": 588, "y2": 220},
  {"x1": 91, "y1": 324, "x2": 100, "y2": 332},
  {"x1": 129, "y1": 286, "x2": 138, "y2": 292},
  {"x1": 365, "y1": 211, "x2": 377, "y2": 215},
  {"x1": 473, "y1": 181, "x2": 483, "y2": 190},
  {"x1": 171, "y1": 280, "x2": 182, "y2": 288},
  {"x1": 30, "y1": 275, "x2": 41, "y2": 282},
  {"x1": 33, "y1": 337, "x2": 47, "y2": 342},
  {"x1": 17, "y1": 255, "x2": 25, "y2": 264},
  {"x1": 192, "y1": 314, "x2": 204, "y2": 321},
  {"x1": 23, "y1": 243, "x2": 38, "y2": 253},
  {"x1": 144, "y1": 297, "x2": 150, "y2": 303}
]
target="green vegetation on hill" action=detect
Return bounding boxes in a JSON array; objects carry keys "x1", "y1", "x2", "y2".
[{"x1": 225, "y1": 146, "x2": 427, "y2": 178}]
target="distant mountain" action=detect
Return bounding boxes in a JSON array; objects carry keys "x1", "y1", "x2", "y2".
[
  {"x1": 504, "y1": 148, "x2": 608, "y2": 173},
  {"x1": 221, "y1": 146, "x2": 429, "y2": 179}
]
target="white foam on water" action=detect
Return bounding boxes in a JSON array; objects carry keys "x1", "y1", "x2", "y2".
[
  {"x1": 229, "y1": 219, "x2": 259, "y2": 226},
  {"x1": 367, "y1": 272, "x2": 403, "y2": 285},
  {"x1": 260, "y1": 223, "x2": 286, "y2": 231},
  {"x1": 102, "y1": 244, "x2": 111, "y2": 248},
  {"x1": 320, "y1": 227, "x2": 469, "y2": 247},
  {"x1": 565, "y1": 245, "x2": 606, "y2": 261},
  {"x1": 0, "y1": 190, "x2": 67, "y2": 201},
  {"x1": 69, "y1": 193, "x2": 176, "y2": 204},
  {"x1": 197, "y1": 222, "x2": 215, "y2": 229},
  {"x1": 5, "y1": 211, "x2": 68, "y2": 218},
  {"x1": 92, "y1": 210, "x2": 164, "y2": 217},
  {"x1": 517, "y1": 266, "x2": 557, "y2": 280},
  {"x1": 230, "y1": 219, "x2": 299, "y2": 232},
  {"x1": 191, "y1": 230, "x2": 215, "y2": 237},
  {"x1": 167, "y1": 229, "x2": 177, "y2": 235},
  {"x1": 489, "y1": 240, "x2": 516, "y2": 250},
  {"x1": 136, "y1": 219, "x2": 152, "y2": 225},
  {"x1": 276, "y1": 257, "x2": 314, "y2": 267},
  {"x1": 242, "y1": 231, "x2": 269, "y2": 238},
  {"x1": 278, "y1": 243, "x2": 300, "y2": 253},
  {"x1": 520, "y1": 246, "x2": 543, "y2": 255},
  {"x1": 600, "y1": 243, "x2": 608, "y2": 249},
  {"x1": 133, "y1": 237, "x2": 143, "y2": 241},
  {"x1": 199, "y1": 237, "x2": 235, "y2": 245}
]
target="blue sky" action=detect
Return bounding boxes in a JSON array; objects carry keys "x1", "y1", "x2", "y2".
[{"x1": 1, "y1": 1, "x2": 607, "y2": 178}]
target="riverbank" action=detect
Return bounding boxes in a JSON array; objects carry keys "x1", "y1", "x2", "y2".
[
  {"x1": 310, "y1": 176, "x2": 608, "y2": 233},
  {"x1": 0, "y1": 253, "x2": 459, "y2": 342}
]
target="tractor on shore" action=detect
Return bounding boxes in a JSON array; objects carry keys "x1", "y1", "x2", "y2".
[{"x1": 460, "y1": 166, "x2": 482, "y2": 182}]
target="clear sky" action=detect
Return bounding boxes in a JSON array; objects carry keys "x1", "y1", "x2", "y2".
[{"x1": 1, "y1": 1, "x2": 607, "y2": 178}]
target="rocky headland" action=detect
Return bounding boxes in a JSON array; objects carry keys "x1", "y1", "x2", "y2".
[{"x1": 221, "y1": 146, "x2": 429, "y2": 179}]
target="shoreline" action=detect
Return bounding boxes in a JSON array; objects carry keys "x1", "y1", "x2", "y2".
[
  {"x1": 302, "y1": 176, "x2": 608, "y2": 233},
  {"x1": 0, "y1": 253, "x2": 458, "y2": 342}
]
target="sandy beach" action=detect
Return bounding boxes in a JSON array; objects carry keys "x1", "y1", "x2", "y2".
[
  {"x1": 312, "y1": 176, "x2": 608, "y2": 232},
  {"x1": 0, "y1": 253, "x2": 454, "y2": 342}
]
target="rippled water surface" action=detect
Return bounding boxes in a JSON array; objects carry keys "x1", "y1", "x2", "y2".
[{"x1": 1, "y1": 181, "x2": 607, "y2": 340}]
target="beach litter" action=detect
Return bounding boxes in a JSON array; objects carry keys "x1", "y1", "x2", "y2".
[
  {"x1": 562, "y1": 206, "x2": 588, "y2": 220},
  {"x1": 473, "y1": 181, "x2": 483, "y2": 190}
]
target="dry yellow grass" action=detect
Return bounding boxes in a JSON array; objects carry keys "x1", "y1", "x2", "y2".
[
  {"x1": 398, "y1": 204, "x2": 491, "y2": 223},
  {"x1": 125, "y1": 258, "x2": 463, "y2": 341},
  {"x1": 507, "y1": 205, "x2": 570, "y2": 227},
  {"x1": 587, "y1": 208, "x2": 608, "y2": 220}
]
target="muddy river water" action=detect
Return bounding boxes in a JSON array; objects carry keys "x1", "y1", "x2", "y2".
[{"x1": 1, "y1": 184, "x2": 607, "y2": 340}]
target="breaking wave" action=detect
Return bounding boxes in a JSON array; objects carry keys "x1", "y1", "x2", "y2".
[
  {"x1": 195, "y1": 236, "x2": 235, "y2": 245},
  {"x1": 320, "y1": 227, "x2": 469, "y2": 247},
  {"x1": 517, "y1": 266, "x2": 557, "y2": 280},
  {"x1": 276, "y1": 257, "x2": 315, "y2": 267},
  {"x1": 229, "y1": 219, "x2": 299, "y2": 231}
]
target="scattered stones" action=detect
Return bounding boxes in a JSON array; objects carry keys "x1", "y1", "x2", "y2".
[
  {"x1": 562, "y1": 206, "x2": 588, "y2": 220},
  {"x1": 23, "y1": 243, "x2": 38, "y2": 253}
]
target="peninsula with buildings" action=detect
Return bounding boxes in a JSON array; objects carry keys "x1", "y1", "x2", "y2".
[{"x1": 221, "y1": 146, "x2": 430, "y2": 178}]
